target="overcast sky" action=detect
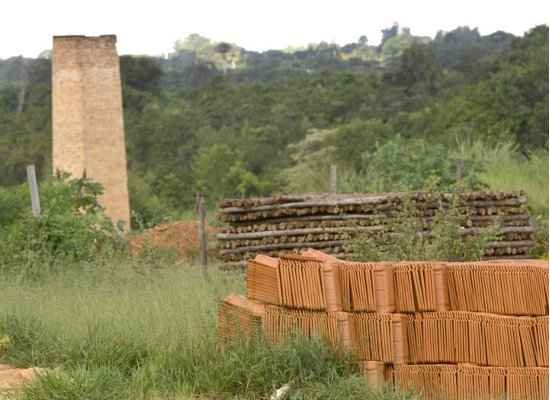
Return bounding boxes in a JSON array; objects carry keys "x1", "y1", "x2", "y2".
[{"x1": 1, "y1": 0, "x2": 548, "y2": 58}]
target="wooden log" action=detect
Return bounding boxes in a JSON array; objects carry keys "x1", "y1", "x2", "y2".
[
  {"x1": 217, "y1": 225, "x2": 387, "y2": 240},
  {"x1": 218, "y1": 201, "x2": 527, "y2": 223},
  {"x1": 461, "y1": 226, "x2": 535, "y2": 235},
  {"x1": 218, "y1": 194, "x2": 318, "y2": 209},
  {"x1": 219, "y1": 193, "x2": 526, "y2": 215},
  {"x1": 218, "y1": 223, "x2": 533, "y2": 240},
  {"x1": 220, "y1": 195, "x2": 407, "y2": 214},
  {"x1": 220, "y1": 213, "x2": 531, "y2": 234},
  {"x1": 219, "y1": 240, "x2": 349, "y2": 255},
  {"x1": 219, "y1": 237, "x2": 535, "y2": 256},
  {"x1": 218, "y1": 191, "x2": 523, "y2": 210},
  {"x1": 225, "y1": 212, "x2": 530, "y2": 227},
  {"x1": 485, "y1": 240, "x2": 536, "y2": 249},
  {"x1": 483, "y1": 254, "x2": 535, "y2": 260}
]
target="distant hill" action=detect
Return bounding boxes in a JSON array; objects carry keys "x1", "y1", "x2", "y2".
[
  {"x1": 0, "y1": 24, "x2": 546, "y2": 229},
  {"x1": 157, "y1": 25, "x2": 515, "y2": 86},
  {"x1": 0, "y1": 24, "x2": 516, "y2": 90}
]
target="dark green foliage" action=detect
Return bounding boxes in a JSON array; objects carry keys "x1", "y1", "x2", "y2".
[
  {"x1": 120, "y1": 55, "x2": 162, "y2": 91},
  {"x1": 0, "y1": 25, "x2": 547, "y2": 231},
  {"x1": 384, "y1": 43, "x2": 441, "y2": 95},
  {"x1": 356, "y1": 136, "x2": 484, "y2": 192},
  {"x1": 127, "y1": 172, "x2": 171, "y2": 230}
]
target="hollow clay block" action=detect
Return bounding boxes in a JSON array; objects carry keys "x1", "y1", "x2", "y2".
[
  {"x1": 223, "y1": 293, "x2": 266, "y2": 317},
  {"x1": 254, "y1": 254, "x2": 279, "y2": 268},
  {"x1": 391, "y1": 313, "x2": 409, "y2": 364},
  {"x1": 218, "y1": 294, "x2": 266, "y2": 342},
  {"x1": 374, "y1": 264, "x2": 396, "y2": 313},
  {"x1": 335, "y1": 312, "x2": 353, "y2": 351},
  {"x1": 246, "y1": 257, "x2": 280, "y2": 305},
  {"x1": 359, "y1": 361, "x2": 387, "y2": 388},
  {"x1": 301, "y1": 248, "x2": 340, "y2": 262},
  {"x1": 323, "y1": 262, "x2": 343, "y2": 312},
  {"x1": 433, "y1": 263, "x2": 450, "y2": 312}
]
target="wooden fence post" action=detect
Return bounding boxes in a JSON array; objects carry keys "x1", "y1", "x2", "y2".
[
  {"x1": 456, "y1": 159, "x2": 465, "y2": 182},
  {"x1": 329, "y1": 164, "x2": 338, "y2": 193},
  {"x1": 196, "y1": 192, "x2": 208, "y2": 278},
  {"x1": 26, "y1": 164, "x2": 41, "y2": 217}
]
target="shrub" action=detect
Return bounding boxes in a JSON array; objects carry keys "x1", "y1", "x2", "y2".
[
  {"x1": 127, "y1": 172, "x2": 171, "y2": 230},
  {"x1": 0, "y1": 173, "x2": 125, "y2": 274}
]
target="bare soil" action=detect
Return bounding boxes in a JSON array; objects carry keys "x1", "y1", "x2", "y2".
[
  {"x1": 0, "y1": 364, "x2": 45, "y2": 394},
  {"x1": 128, "y1": 221, "x2": 219, "y2": 260}
]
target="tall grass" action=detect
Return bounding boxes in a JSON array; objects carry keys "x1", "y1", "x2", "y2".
[
  {"x1": 455, "y1": 140, "x2": 549, "y2": 256},
  {"x1": 453, "y1": 140, "x2": 548, "y2": 215},
  {"x1": 0, "y1": 256, "x2": 411, "y2": 399},
  {"x1": 482, "y1": 149, "x2": 548, "y2": 217}
]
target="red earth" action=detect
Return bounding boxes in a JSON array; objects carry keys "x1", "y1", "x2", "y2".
[{"x1": 128, "y1": 221, "x2": 219, "y2": 261}]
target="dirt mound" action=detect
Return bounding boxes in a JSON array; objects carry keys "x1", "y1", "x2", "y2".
[{"x1": 128, "y1": 221, "x2": 219, "y2": 260}]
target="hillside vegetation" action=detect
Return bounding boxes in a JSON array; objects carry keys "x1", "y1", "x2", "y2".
[
  {"x1": 0, "y1": 25, "x2": 547, "y2": 230},
  {"x1": 0, "y1": 24, "x2": 548, "y2": 399}
]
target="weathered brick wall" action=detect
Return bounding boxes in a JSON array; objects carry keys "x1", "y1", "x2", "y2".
[{"x1": 52, "y1": 35, "x2": 130, "y2": 229}]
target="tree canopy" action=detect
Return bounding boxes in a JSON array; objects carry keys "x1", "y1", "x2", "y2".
[{"x1": 0, "y1": 25, "x2": 547, "y2": 228}]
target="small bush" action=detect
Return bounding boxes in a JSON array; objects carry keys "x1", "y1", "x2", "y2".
[
  {"x1": 0, "y1": 173, "x2": 125, "y2": 275},
  {"x1": 530, "y1": 215, "x2": 549, "y2": 258},
  {"x1": 128, "y1": 172, "x2": 171, "y2": 230}
]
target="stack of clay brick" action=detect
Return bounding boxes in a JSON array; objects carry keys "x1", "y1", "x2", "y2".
[
  {"x1": 218, "y1": 250, "x2": 549, "y2": 399},
  {"x1": 217, "y1": 191, "x2": 535, "y2": 266}
]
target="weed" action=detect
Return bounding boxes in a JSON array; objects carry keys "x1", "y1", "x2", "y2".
[{"x1": 352, "y1": 191, "x2": 498, "y2": 262}]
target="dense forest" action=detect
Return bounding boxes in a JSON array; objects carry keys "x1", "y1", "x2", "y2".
[{"x1": 0, "y1": 24, "x2": 548, "y2": 228}]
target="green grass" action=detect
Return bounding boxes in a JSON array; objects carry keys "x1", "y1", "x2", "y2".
[
  {"x1": 481, "y1": 148, "x2": 548, "y2": 218},
  {"x1": 453, "y1": 140, "x2": 548, "y2": 257},
  {"x1": 0, "y1": 255, "x2": 412, "y2": 400},
  {"x1": 452, "y1": 139, "x2": 548, "y2": 217},
  {"x1": 481, "y1": 147, "x2": 549, "y2": 257}
]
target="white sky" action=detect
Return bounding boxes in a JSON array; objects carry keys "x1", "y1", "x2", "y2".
[{"x1": 1, "y1": 0, "x2": 548, "y2": 58}]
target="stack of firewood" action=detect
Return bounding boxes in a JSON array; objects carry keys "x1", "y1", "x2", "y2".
[
  {"x1": 217, "y1": 192, "x2": 535, "y2": 265},
  {"x1": 218, "y1": 250, "x2": 549, "y2": 399}
]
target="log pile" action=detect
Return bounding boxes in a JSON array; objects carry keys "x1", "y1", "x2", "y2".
[
  {"x1": 218, "y1": 250, "x2": 549, "y2": 399},
  {"x1": 217, "y1": 192, "x2": 536, "y2": 265}
]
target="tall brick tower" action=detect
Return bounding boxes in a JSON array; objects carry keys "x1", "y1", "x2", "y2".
[{"x1": 52, "y1": 35, "x2": 130, "y2": 230}]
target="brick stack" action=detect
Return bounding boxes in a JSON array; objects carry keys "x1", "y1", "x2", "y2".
[
  {"x1": 218, "y1": 251, "x2": 549, "y2": 399},
  {"x1": 217, "y1": 192, "x2": 535, "y2": 266}
]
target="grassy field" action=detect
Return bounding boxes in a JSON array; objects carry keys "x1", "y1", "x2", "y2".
[
  {"x1": 481, "y1": 148, "x2": 548, "y2": 217},
  {"x1": 0, "y1": 256, "x2": 413, "y2": 400}
]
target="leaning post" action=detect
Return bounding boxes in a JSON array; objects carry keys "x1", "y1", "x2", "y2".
[
  {"x1": 196, "y1": 192, "x2": 208, "y2": 278},
  {"x1": 26, "y1": 164, "x2": 41, "y2": 217},
  {"x1": 330, "y1": 164, "x2": 338, "y2": 193}
]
